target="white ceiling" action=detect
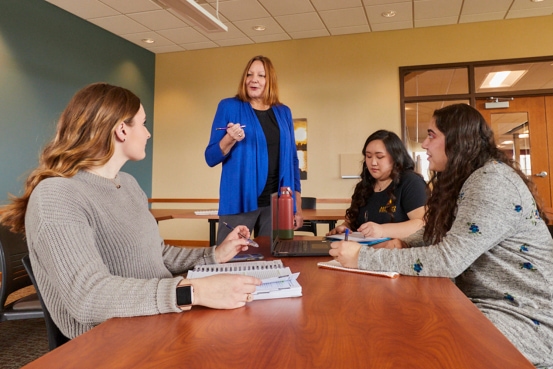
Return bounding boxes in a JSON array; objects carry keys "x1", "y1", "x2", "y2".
[{"x1": 45, "y1": 0, "x2": 553, "y2": 54}]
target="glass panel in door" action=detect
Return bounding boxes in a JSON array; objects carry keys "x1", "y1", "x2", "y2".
[
  {"x1": 492, "y1": 112, "x2": 531, "y2": 176},
  {"x1": 476, "y1": 97, "x2": 551, "y2": 208}
]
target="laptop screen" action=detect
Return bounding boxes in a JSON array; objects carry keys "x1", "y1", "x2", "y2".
[{"x1": 270, "y1": 192, "x2": 279, "y2": 252}]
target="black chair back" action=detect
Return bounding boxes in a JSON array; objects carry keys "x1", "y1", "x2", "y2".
[
  {"x1": 296, "y1": 197, "x2": 318, "y2": 235},
  {"x1": 0, "y1": 225, "x2": 43, "y2": 321},
  {"x1": 22, "y1": 255, "x2": 70, "y2": 350}
]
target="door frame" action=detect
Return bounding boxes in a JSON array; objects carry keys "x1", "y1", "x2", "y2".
[{"x1": 476, "y1": 96, "x2": 551, "y2": 208}]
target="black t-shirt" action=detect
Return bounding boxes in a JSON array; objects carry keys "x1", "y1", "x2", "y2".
[
  {"x1": 255, "y1": 108, "x2": 280, "y2": 207},
  {"x1": 356, "y1": 171, "x2": 426, "y2": 226}
]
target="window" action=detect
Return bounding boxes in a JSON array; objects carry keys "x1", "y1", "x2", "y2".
[{"x1": 400, "y1": 56, "x2": 553, "y2": 180}]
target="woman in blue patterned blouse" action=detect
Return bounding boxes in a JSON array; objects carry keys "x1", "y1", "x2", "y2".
[{"x1": 330, "y1": 103, "x2": 553, "y2": 367}]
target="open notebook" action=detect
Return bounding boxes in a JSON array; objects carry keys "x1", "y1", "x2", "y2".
[
  {"x1": 187, "y1": 260, "x2": 302, "y2": 300},
  {"x1": 270, "y1": 192, "x2": 332, "y2": 257}
]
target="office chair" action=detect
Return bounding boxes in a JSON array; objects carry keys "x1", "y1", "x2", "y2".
[
  {"x1": 22, "y1": 254, "x2": 70, "y2": 350},
  {"x1": 0, "y1": 225, "x2": 44, "y2": 322},
  {"x1": 296, "y1": 197, "x2": 318, "y2": 236}
]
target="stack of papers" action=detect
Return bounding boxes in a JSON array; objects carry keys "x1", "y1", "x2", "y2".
[{"x1": 186, "y1": 260, "x2": 302, "y2": 300}]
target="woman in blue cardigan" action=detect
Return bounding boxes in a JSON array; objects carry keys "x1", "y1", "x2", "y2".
[{"x1": 205, "y1": 55, "x2": 303, "y2": 244}]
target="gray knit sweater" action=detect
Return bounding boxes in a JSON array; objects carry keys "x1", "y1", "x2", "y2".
[
  {"x1": 25, "y1": 170, "x2": 216, "y2": 339},
  {"x1": 358, "y1": 160, "x2": 553, "y2": 366}
]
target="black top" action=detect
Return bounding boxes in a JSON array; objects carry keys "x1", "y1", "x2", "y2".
[
  {"x1": 355, "y1": 171, "x2": 426, "y2": 227},
  {"x1": 255, "y1": 108, "x2": 280, "y2": 207}
]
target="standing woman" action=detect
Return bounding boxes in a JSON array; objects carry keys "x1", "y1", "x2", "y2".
[
  {"x1": 328, "y1": 130, "x2": 426, "y2": 239},
  {"x1": 0, "y1": 83, "x2": 261, "y2": 339},
  {"x1": 330, "y1": 104, "x2": 553, "y2": 367},
  {"x1": 205, "y1": 55, "x2": 303, "y2": 244}
]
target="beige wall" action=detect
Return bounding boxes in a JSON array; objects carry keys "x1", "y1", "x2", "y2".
[{"x1": 153, "y1": 16, "x2": 553, "y2": 241}]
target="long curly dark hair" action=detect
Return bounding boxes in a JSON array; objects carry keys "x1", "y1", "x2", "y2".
[
  {"x1": 423, "y1": 103, "x2": 548, "y2": 243},
  {"x1": 345, "y1": 130, "x2": 419, "y2": 229}
]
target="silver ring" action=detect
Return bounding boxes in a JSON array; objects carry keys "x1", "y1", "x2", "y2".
[{"x1": 246, "y1": 293, "x2": 253, "y2": 302}]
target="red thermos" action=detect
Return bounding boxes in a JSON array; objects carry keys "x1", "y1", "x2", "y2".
[{"x1": 278, "y1": 187, "x2": 294, "y2": 240}]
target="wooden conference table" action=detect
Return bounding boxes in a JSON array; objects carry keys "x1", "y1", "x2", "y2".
[
  {"x1": 23, "y1": 237, "x2": 533, "y2": 369},
  {"x1": 150, "y1": 208, "x2": 345, "y2": 245}
]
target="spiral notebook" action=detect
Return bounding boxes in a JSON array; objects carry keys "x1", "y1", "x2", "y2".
[{"x1": 186, "y1": 260, "x2": 302, "y2": 300}]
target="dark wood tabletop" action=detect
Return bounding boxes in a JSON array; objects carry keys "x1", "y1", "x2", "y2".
[{"x1": 23, "y1": 237, "x2": 534, "y2": 369}]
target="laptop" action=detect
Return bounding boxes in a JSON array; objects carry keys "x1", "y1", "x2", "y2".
[{"x1": 270, "y1": 193, "x2": 333, "y2": 256}]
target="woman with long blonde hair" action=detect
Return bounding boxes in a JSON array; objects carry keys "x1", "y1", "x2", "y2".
[{"x1": 0, "y1": 83, "x2": 260, "y2": 340}]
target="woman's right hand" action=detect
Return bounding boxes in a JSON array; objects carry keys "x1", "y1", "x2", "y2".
[
  {"x1": 225, "y1": 122, "x2": 245, "y2": 142},
  {"x1": 219, "y1": 122, "x2": 245, "y2": 155},
  {"x1": 189, "y1": 274, "x2": 262, "y2": 309},
  {"x1": 326, "y1": 224, "x2": 349, "y2": 236},
  {"x1": 214, "y1": 225, "x2": 252, "y2": 263},
  {"x1": 329, "y1": 240, "x2": 362, "y2": 269}
]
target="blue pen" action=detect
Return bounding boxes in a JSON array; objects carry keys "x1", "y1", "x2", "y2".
[
  {"x1": 222, "y1": 222, "x2": 259, "y2": 248},
  {"x1": 216, "y1": 125, "x2": 246, "y2": 130},
  {"x1": 344, "y1": 228, "x2": 349, "y2": 241}
]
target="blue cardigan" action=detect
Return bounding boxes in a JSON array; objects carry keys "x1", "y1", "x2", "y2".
[{"x1": 205, "y1": 98, "x2": 301, "y2": 215}]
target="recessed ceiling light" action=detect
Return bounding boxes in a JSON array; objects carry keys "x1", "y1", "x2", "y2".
[
  {"x1": 381, "y1": 10, "x2": 396, "y2": 18},
  {"x1": 142, "y1": 38, "x2": 155, "y2": 44},
  {"x1": 531, "y1": 0, "x2": 544, "y2": 3},
  {"x1": 252, "y1": 25, "x2": 266, "y2": 31},
  {"x1": 480, "y1": 70, "x2": 528, "y2": 88}
]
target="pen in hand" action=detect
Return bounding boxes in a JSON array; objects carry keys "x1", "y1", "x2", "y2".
[
  {"x1": 222, "y1": 222, "x2": 259, "y2": 248},
  {"x1": 216, "y1": 125, "x2": 246, "y2": 130},
  {"x1": 344, "y1": 228, "x2": 349, "y2": 241}
]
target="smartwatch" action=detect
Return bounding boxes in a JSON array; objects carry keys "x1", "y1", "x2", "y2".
[{"x1": 176, "y1": 283, "x2": 194, "y2": 311}]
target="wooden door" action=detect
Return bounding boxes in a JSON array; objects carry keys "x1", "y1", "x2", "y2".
[{"x1": 476, "y1": 97, "x2": 552, "y2": 211}]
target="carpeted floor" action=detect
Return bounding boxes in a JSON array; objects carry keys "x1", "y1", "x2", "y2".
[{"x1": 0, "y1": 286, "x2": 49, "y2": 369}]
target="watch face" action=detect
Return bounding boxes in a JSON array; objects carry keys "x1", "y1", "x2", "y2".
[{"x1": 176, "y1": 285, "x2": 193, "y2": 306}]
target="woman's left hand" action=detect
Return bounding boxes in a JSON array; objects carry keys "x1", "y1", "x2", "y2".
[
  {"x1": 372, "y1": 238, "x2": 407, "y2": 249},
  {"x1": 294, "y1": 212, "x2": 304, "y2": 230},
  {"x1": 357, "y1": 221, "x2": 384, "y2": 238},
  {"x1": 329, "y1": 241, "x2": 362, "y2": 268},
  {"x1": 214, "y1": 225, "x2": 252, "y2": 263}
]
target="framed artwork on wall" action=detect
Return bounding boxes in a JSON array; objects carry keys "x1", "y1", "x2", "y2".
[{"x1": 293, "y1": 118, "x2": 307, "y2": 180}]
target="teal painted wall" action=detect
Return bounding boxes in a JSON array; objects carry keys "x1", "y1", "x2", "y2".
[{"x1": 0, "y1": 0, "x2": 155, "y2": 203}]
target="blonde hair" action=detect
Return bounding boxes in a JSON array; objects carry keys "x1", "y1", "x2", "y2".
[
  {"x1": 236, "y1": 55, "x2": 281, "y2": 106},
  {"x1": 0, "y1": 83, "x2": 140, "y2": 233}
]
